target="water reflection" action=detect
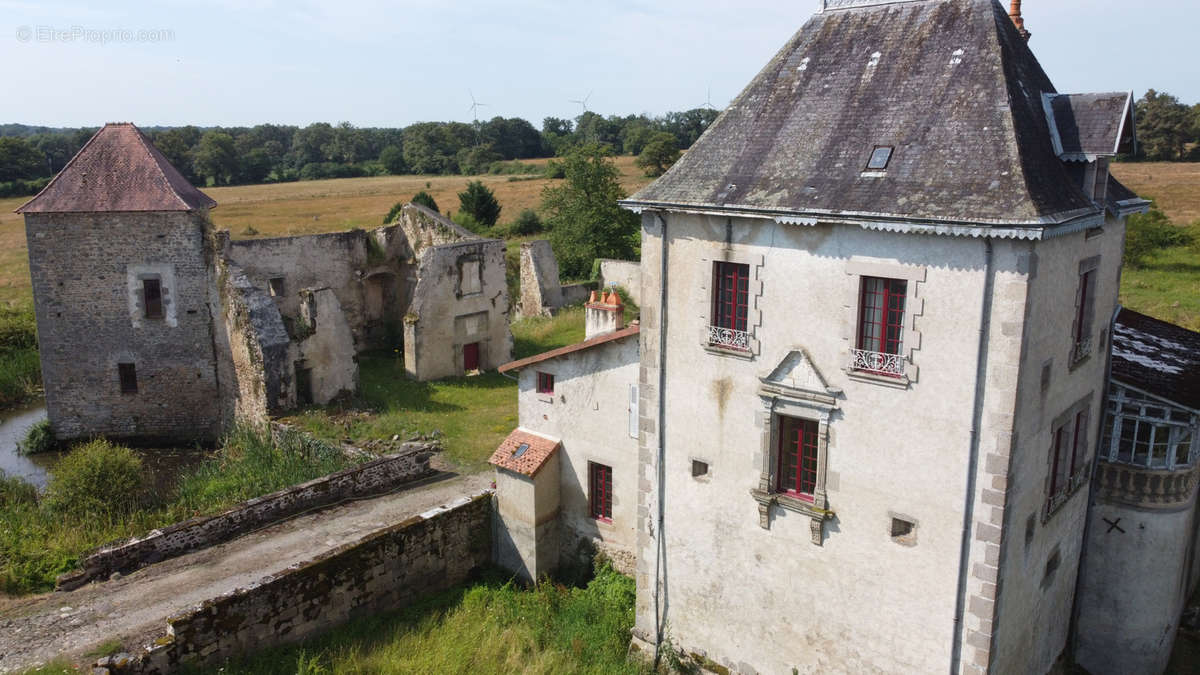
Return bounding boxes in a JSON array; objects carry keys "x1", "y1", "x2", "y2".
[{"x1": 0, "y1": 402, "x2": 52, "y2": 488}]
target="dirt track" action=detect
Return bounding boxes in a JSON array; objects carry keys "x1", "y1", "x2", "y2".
[{"x1": 0, "y1": 471, "x2": 491, "y2": 673}]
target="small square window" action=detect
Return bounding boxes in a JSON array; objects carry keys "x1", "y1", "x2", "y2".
[
  {"x1": 118, "y1": 363, "x2": 138, "y2": 394},
  {"x1": 691, "y1": 460, "x2": 709, "y2": 477},
  {"x1": 268, "y1": 277, "x2": 285, "y2": 297},
  {"x1": 537, "y1": 372, "x2": 555, "y2": 395},
  {"x1": 890, "y1": 516, "x2": 917, "y2": 545},
  {"x1": 143, "y1": 279, "x2": 163, "y2": 320},
  {"x1": 866, "y1": 146, "x2": 894, "y2": 170}
]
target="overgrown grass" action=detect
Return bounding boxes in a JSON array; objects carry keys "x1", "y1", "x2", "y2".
[
  {"x1": 1120, "y1": 213, "x2": 1200, "y2": 331},
  {"x1": 189, "y1": 560, "x2": 644, "y2": 675},
  {"x1": 17, "y1": 418, "x2": 53, "y2": 455},
  {"x1": 0, "y1": 426, "x2": 360, "y2": 595},
  {"x1": 0, "y1": 304, "x2": 40, "y2": 409},
  {"x1": 287, "y1": 308, "x2": 586, "y2": 472}
]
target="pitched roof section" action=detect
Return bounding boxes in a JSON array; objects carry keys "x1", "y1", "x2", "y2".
[
  {"x1": 488, "y1": 428, "x2": 561, "y2": 478},
  {"x1": 624, "y1": 0, "x2": 1102, "y2": 229},
  {"x1": 498, "y1": 323, "x2": 640, "y2": 374},
  {"x1": 1044, "y1": 92, "x2": 1135, "y2": 160},
  {"x1": 1112, "y1": 309, "x2": 1200, "y2": 412},
  {"x1": 16, "y1": 123, "x2": 216, "y2": 214}
]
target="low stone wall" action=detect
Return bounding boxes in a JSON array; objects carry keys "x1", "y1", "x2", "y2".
[
  {"x1": 597, "y1": 259, "x2": 642, "y2": 306},
  {"x1": 57, "y1": 443, "x2": 438, "y2": 591},
  {"x1": 103, "y1": 492, "x2": 492, "y2": 674},
  {"x1": 561, "y1": 282, "x2": 593, "y2": 306}
]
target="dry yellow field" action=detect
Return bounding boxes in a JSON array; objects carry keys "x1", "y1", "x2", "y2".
[
  {"x1": 0, "y1": 156, "x2": 653, "y2": 308},
  {"x1": 1111, "y1": 162, "x2": 1200, "y2": 224}
]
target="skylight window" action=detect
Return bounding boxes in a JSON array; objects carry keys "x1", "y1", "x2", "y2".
[
  {"x1": 867, "y1": 146, "x2": 894, "y2": 171},
  {"x1": 512, "y1": 443, "x2": 530, "y2": 458}
]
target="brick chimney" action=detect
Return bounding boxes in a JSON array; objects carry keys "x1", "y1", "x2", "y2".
[
  {"x1": 1009, "y1": 0, "x2": 1030, "y2": 41},
  {"x1": 585, "y1": 289, "x2": 624, "y2": 340}
]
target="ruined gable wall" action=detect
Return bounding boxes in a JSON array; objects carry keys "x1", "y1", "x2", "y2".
[
  {"x1": 517, "y1": 240, "x2": 563, "y2": 318},
  {"x1": 25, "y1": 211, "x2": 223, "y2": 444},
  {"x1": 217, "y1": 260, "x2": 292, "y2": 421},
  {"x1": 294, "y1": 288, "x2": 358, "y2": 405},
  {"x1": 404, "y1": 238, "x2": 513, "y2": 380}
]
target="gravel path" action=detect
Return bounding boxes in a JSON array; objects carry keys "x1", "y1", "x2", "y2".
[{"x1": 0, "y1": 471, "x2": 492, "y2": 673}]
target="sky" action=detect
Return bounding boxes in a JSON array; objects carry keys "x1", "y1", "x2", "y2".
[{"x1": 0, "y1": 0, "x2": 1196, "y2": 129}]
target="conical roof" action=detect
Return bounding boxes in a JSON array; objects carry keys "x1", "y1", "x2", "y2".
[{"x1": 16, "y1": 122, "x2": 216, "y2": 214}]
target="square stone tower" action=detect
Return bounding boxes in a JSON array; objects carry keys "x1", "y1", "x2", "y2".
[{"x1": 17, "y1": 123, "x2": 225, "y2": 444}]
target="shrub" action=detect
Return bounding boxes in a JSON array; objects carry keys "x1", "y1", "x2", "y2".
[
  {"x1": 0, "y1": 471, "x2": 36, "y2": 508},
  {"x1": 17, "y1": 418, "x2": 54, "y2": 455},
  {"x1": 451, "y1": 210, "x2": 487, "y2": 235},
  {"x1": 543, "y1": 160, "x2": 566, "y2": 179},
  {"x1": 411, "y1": 190, "x2": 439, "y2": 213},
  {"x1": 0, "y1": 347, "x2": 41, "y2": 408},
  {"x1": 0, "y1": 304, "x2": 37, "y2": 351},
  {"x1": 1125, "y1": 207, "x2": 1195, "y2": 268},
  {"x1": 509, "y1": 209, "x2": 544, "y2": 236},
  {"x1": 45, "y1": 440, "x2": 146, "y2": 517},
  {"x1": 457, "y1": 180, "x2": 502, "y2": 229}
]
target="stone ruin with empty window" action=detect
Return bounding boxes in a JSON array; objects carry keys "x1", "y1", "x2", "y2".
[{"x1": 17, "y1": 123, "x2": 511, "y2": 444}]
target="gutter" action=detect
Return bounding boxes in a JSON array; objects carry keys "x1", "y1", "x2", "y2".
[
  {"x1": 652, "y1": 212, "x2": 670, "y2": 666},
  {"x1": 951, "y1": 237, "x2": 994, "y2": 673}
]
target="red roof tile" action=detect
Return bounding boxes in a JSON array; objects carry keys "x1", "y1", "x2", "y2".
[
  {"x1": 489, "y1": 428, "x2": 561, "y2": 478},
  {"x1": 498, "y1": 323, "x2": 639, "y2": 374},
  {"x1": 16, "y1": 123, "x2": 217, "y2": 214}
]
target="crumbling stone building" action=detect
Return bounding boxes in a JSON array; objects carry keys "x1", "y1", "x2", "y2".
[{"x1": 17, "y1": 123, "x2": 511, "y2": 443}]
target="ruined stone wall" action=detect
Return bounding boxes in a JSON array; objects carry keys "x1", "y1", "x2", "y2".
[
  {"x1": 517, "y1": 240, "x2": 563, "y2": 318},
  {"x1": 25, "y1": 211, "x2": 223, "y2": 444},
  {"x1": 218, "y1": 260, "x2": 291, "y2": 422},
  {"x1": 127, "y1": 492, "x2": 492, "y2": 674},
  {"x1": 597, "y1": 259, "x2": 643, "y2": 306},
  {"x1": 405, "y1": 237, "x2": 512, "y2": 380},
  {"x1": 293, "y1": 288, "x2": 358, "y2": 405},
  {"x1": 58, "y1": 441, "x2": 437, "y2": 591}
]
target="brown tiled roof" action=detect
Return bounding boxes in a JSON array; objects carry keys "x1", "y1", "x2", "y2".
[
  {"x1": 498, "y1": 323, "x2": 640, "y2": 374},
  {"x1": 488, "y1": 428, "x2": 561, "y2": 477},
  {"x1": 16, "y1": 123, "x2": 217, "y2": 214}
]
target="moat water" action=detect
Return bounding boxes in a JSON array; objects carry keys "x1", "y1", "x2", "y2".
[{"x1": 0, "y1": 402, "x2": 52, "y2": 488}]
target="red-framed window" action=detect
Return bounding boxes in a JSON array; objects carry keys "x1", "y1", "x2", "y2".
[
  {"x1": 1074, "y1": 269, "x2": 1097, "y2": 347},
  {"x1": 1048, "y1": 409, "x2": 1090, "y2": 510},
  {"x1": 1049, "y1": 426, "x2": 1069, "y2": 497},
  {"x1": 589, "y1": 462, "x2": 613, "y2": 521},
  {"x1": 1069, "y1": 409, "x2": 1089, "y2": 477},
  {"x1": 712, "y1": 261, "x2": 749, "y2": 333},
  {"x1": 857, "y1": 277, "x2": 906, "y2": 355},
  {"x1": 536, "y1": 372, "x2": 555, "y2": 394},
  {"x1": 777, "y1": 416, "x2": 819, "y2": 501}
]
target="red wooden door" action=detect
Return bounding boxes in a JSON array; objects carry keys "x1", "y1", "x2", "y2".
[{"x1": 463, "y1": 342, "x2": 480, "y2": 371}]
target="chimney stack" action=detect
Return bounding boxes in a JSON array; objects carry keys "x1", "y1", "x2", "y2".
[
  {"x1": 585, "y1": 288, "x2": 624, "y2": 340},
  {"x1": 1009, "y1": 0, "x2": 1031, "y2": 41}
]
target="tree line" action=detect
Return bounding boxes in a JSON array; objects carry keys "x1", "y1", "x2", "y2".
[
  {"x1": 0, "y1": 108, "x2": 719, "y2": 197},
  {"x1": 1132, "y1": 90, "x2": 1200, "y2": 161}
]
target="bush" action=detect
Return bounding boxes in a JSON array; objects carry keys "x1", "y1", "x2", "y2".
[
  {"x1": 18, "y1": 419, "x2": 54, "y2": 455},
  {"x1": 543, "y1": 160, "x2": 566, "y2": 179},
  {"x1": 457, "y1": 180, "x2": 502, "y2": 229},
  {"x1": 1125, "y1": 207, "x2": 1195, "y2": 268},
  {"x1": 451, "y1": 210, "x2": 487, "y2": 235},
  {"x1": 0, "y1": 472, "x2": 36, "y2": 508},
  {"x1": 508, "y1": 209, "x2": 544, "y2": 236},
  {"x1": 411, "y1": 190, "x2": 439, "y2": 213},
  {"x1": 0, "y1": 304, "x2": 37, "y2": 351},
  {"x1": 45, "y1": 440, "x2": 146, "y2": 517}
]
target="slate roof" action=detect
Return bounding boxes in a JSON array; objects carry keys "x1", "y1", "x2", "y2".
[
  {"x1": 1045, "y1": 92, "x2": 1134, "y2": 160},
  {"x1": 624, "y1": 0, "x2": 1112, "y2": 229},
  {"x1": 1112, "y1": 309, "x2": 1200, "y2": 412},
  {"x1": 16, "y1": 123, "x2": 216, "y2": 214},
  {"x1": 488, "y1": 428, "x2": 561, "y2": 477},
  {"x1": 498, "y1": 324, "x2": 640, "y2": 374}
]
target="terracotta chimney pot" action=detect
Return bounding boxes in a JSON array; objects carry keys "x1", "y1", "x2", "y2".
[{"x1": 1009, "y1": 0, "x2": 1030, "y2": 41}]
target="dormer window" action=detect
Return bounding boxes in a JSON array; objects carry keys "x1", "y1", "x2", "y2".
[{"x1": 866, "y1": 146, "x2": 893, "y2": 171}]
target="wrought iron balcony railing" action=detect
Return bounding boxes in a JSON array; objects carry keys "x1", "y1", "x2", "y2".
[
  {"x1": 708, "y1": 325, "x2": 750, "y2": 352},
  {"x1": 1072, "y1": 336, "x2": 1094, "y2": 364},
  {"x1": 851, "y1": 348, "x2": 905, "y2": 377}
]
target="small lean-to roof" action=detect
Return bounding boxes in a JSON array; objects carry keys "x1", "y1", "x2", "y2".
[
  {"x1": 489, "y1": 428, "x2": 561, "y2": 477},
  {"x1": 1112, "y1": 309, "x2": 1200, "y2": 412},
  {"x1": 1044, "y1": 92, "x2": 1135, "y2": 161},
  {"x1": 498, "y1": 323, "x2": 640, "y2": 374},
  {"x1": 624, "y1": 0, "x2": 1105, "y2": 231},
  {"x1": 16, "y1": 122, "x2": 216, "y2": 214}
]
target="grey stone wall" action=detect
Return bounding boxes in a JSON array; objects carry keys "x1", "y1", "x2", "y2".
[
  {"x1": 57, "y1": 440, "x2": 438, "y2": 591},
  {"x1": 517, "y1": 240, "x2": 563, "y2": 318},
  {"x1": 597, "y1": 259, "x2": 642, "y2": 306},
  {"x1": 114, "y1": 492, "x2": 492, "y2": 674},
  {"x1": 218, "y1": 260, "x2": 291, "y2": 421},
  {"x1": 25, "y1": 211, "x2": 223, "y2": 444}
]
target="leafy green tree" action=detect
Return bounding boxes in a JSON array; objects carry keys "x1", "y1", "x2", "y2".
[
  {"x1": 150, "y1": 126, "x2": 201, "y2": 182},
  {"x1": 621, "y1": 122, "x2": 656, "y2": 155},
  {"x1": 326, "y1": 121, "x2": 368, "y2": 164},
  {"x1": 192, "y1": 131, "x2": 238, "y2": 186},
  {"x1": 1136, "y1": 90, "x2": 1194, "y2": 160},
  {"x1": 456, "y1": 144, "x2": 502, "y2": 175},
  {"x1": 30, "y1": 134, "x2": 76, "y2": 174},
  {"x1": 480, "y1": 117, "x2": 546, "y2": 159},
  {"x1": 289, "y1": 122, "x2": 335, "y2": 168},
  {"x1": 0, "y1": 137, "x2": 48, "y2": 181},
  {"x1": 411, "y1": 191, "x2": 439, "y2": 213},
  {"x1": 636, "y1": 132, "x2": 681, "y2": 177},
  {"x1": 543, "y1": 144, "x2": 640, "y2": 278},
  {"x1": 458, "y1": 180, "x2": 501, "y2": 228},
  {"x1": 661, "y1": 108, "x2": 719, "y2": 148},
  {"x1": 542, "y1": 117, "x2": 575, "y2": 156},
  {"x1": 235, "y1": 148, "x2": 273, "y2": 184},
  {"x1": 402, "y1": 122, "x2": 473, "y2": 174},
  {"x1": 509, "y1": 208, "x2": 544, "y2": 235},
  {"x1": 379, "y1": 145, "x2": 406, "y2": 174}
]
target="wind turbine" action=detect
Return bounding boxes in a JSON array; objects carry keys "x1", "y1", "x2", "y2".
[
  {"x1": 468, "y1": 90, "x2": 489, "y2": 125},
  {"x1": 700, "y1": 86, "x2": 717, "y2": 111},
  {"x1": 569, "y1": 90, "x2": 593, "y2": 114}
]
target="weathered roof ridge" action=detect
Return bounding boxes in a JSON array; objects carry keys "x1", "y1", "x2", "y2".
[
  {"x1": 16, "y1": 122, "x2": 216, "y2": 214},
  {"x1": 820, "y1": 0, "x2": 930, "y2": 12},
  {"x1": 623, "y1": 0, "x2": 1108, "y2": 232}
]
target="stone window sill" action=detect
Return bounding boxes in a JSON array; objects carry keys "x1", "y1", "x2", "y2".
[
  {"x1": 845, "y1": 368, "x2": 910, "y2": 389},
  {"x1": 703, "y1": 343, "x2": 755, "y2": 361},
  {"x1": 751, "y1": 488, "x2": 833, "y2": 545}
]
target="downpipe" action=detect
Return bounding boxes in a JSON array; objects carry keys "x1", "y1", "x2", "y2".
[{"x1": 653, "y1": 212, "x2": 670, "y2": 666}]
